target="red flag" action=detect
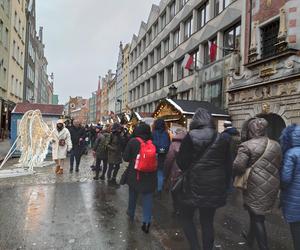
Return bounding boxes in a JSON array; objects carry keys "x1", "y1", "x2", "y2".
[
  {"x1": 182, "y1": 54, "x2": 194, "y2": 70},
  {"x1": 209, "y1": 41, "x2": 217, "y2": 62}
]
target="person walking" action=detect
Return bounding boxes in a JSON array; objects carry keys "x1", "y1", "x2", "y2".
[
  {"x1": 68, "y1": 120, "x2": 86, "y2": 172},
  {"x1": 152, "y1": 119, "x2": 171, "y2": 198},
  {"x1": 280, "y1": 124, "x2": 300, "y2": 250},
  {"x1": 164, "y1": 127, "x2": 186, "y2": 215},
  {"x1": 93, "y1": 126, "x2": 110, "y2": 180},
  {"x1": 107, "y1": 123, "x2": 123, "y2": 184},
  {"x1": 123, "y1": 122, "x2": 157, "y2": 233},
  {"x1": 52, "y1": 120, "x2": 72, "y2": 174},
  {"x1": 233, "y1": 118, "x2": 282, "y2": 250},
  {"x1": 175, "y1": 108, "x2": 231, "y2": 250}
]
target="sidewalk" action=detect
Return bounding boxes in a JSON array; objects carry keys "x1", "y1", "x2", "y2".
[{"x1": 0, "y1": 140, "x2": 11, "y2": 162}]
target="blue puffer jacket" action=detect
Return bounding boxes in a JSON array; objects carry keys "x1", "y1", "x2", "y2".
[{"x1": 280, "y1": 125, "x2": 300, "y2": 223}]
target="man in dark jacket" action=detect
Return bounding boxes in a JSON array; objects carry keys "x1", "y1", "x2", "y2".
[
  {"x1": 123, "y1": 122, "x2": 157, "y2": 233},
  {"x1": 68, "y1": 120, "x2": 86, "y2": 172},
  {"x1": 176, "y1": 108, "x2": 231, "y2": 250}
]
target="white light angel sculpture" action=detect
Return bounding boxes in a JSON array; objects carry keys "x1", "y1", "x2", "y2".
[{"x1": 0, "y1": 110, "x2": 56, "y2": 172}]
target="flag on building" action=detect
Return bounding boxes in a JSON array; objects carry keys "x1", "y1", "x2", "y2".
[
  {"x1": 209, "y1": 41, "x2": 217, "y2": 62},
  {"x1": 182, "y1": 53, "x2": 194, "y2": 70}
]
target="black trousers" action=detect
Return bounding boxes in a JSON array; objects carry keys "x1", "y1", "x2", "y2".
[
  {"x1": 107, "y1": 164, "x2": 120, "y2": 180},
  {"x1": 95, "y1": 157, "x2": 107, "y2": 172},
  {"x1": 290, "y1": 222, "x2": 300, "y2": 250},
  {"x1": 180, "y1": 206, "x2": 216, "y2": 250},
  {"x1": 70, "y1": 148, "x2": 82, "y2": 170},
  {"x1": 246, "y1": 208, "x2": 269, "y2": 250}
]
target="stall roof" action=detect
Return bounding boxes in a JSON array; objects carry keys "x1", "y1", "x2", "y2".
[
  {"x1": 12, "y1": 103, "x2": 64, "y2": 116},
  {"x1": 166, "y1": 99, "x2": 229, "y2": 117}
]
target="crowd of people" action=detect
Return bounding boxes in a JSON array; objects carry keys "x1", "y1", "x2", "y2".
[{"x1": 50, "y1": 109, "x2": 300, "y2": 250}]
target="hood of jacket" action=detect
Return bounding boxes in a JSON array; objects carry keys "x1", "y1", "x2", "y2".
[
  {"x1": 280, "y1": 124, "x2": 300, "y2": 153},
  {"x1": 248, "y1": 118, "x2": 268, "y2": 139},
  {"x1": 223, "y1": 127, "x2": 239, "y2": 136},
  {"x1": 153, "y1": 119, "x2": 166, "y2": 132},
  {"x1": 133, "y1": 123, "x2": 151, "y2": 141},
  {"x1": 189, "y1": 108, "x2": 214, "y2": 130}
]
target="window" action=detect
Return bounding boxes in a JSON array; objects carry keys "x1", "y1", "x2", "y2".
[
  {"x1": 204, "y1": 37, "x2": 217, "y2": 65},
  {"x1": 261, "y1": 20, "x2": 279, "y2": 59},
  {"x1": 146, "y1": 80, "x2": 150, "y2": 94},
  {"x1": 144, "y1": 58, "x2": 148, "y2": 71},
  {"x1": 164, "y1": 36, "x2": 170, "y2": 56},
  {"x1": 179, "y1": 0, "x2": 188, "y2": 11},
  {"x1": 204, "y1": 81, "x2": 222, "y2": 108},
  {"x1": 149, "y1": 51, "x2": 154, "y2": 67},
  {"x1": 197, "y1": 1, "x2": 210, "y2": 30},
  {"x1": 170, "y1": 1, "x2": 176, "y2": 20},
  {"x1": 173, "y1": 28, "x2": 180, "y2": 48},
  {"x1": 177, "y1": 58, "x2": 184, "y2": 80},
  {"x1": 214, "y1": 0, "x2": 230, "y2": 16},
  {"x1": 159, "y1": 71, "x2": 164, "y2": 89},
  {"x1": 156, "y1": 45, "x2": 161, "y2": 62},
  {"x1": 223, "y1": 22, "x2": 241, "y2": 56},
  {"x1": 167, "y1": 65, "x2": 173, "y2": 84},
  {"x1": 141, "y1": 83, "x2": 145, "y2": 97},
  {"x1": 148, "y1": 29, "x2": 152, "y2": 43},
  {"x1": 152, "y1": 75, "x2": 157, "y2": 92},
  {"x1": 153, "y1": 22, "x2": 158, "y2": 37},
  {"x1": 161, "y1": 12, "x2": 166, "y2": 29},
  {"x1": 184, "y1": 16, "x2": 193, "y2": 40}
]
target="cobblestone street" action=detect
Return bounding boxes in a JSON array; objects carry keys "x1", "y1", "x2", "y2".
[{"x1": 0, "y1": 153, "x2": 294, "y2": 250}]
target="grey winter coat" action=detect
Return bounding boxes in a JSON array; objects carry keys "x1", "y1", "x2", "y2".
[
  {"x1": 233, "y1": 118, "x2": 282, "y2": 215},
  {"x1": 93, "y1": 132, "x2": 110, "y2": 160}
]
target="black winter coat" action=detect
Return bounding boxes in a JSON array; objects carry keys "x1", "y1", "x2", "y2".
[
  {"x1": 123, "y1": 135, "x2": 157, "y2": 194},
  {"x1": 68, "y1": 126, "x2": 86, "y2": 149},
  {"x1": 176, "y1": 109, "x2": 231, "y2": 208}
]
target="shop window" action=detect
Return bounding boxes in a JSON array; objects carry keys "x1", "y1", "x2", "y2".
[
  {"x1": 261, "y1": 20, "x2": 279, "y2": 59},
  {"x1": 223, "y1": 22, "x2": 241, "y2": 56},
  {"x1": 184, "y1": 16, "x2": 193, "y2": 41},
  {"x1": 173, "y1": 28, "x2": 180, "y2": 48},
  {"x1": 197, "y1": 1, "x2": 210, "y2": 30}
]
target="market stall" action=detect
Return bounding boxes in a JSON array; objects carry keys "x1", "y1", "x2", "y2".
[{"x1": 152, "y1": 98, "x2": 230, "y2": 132}]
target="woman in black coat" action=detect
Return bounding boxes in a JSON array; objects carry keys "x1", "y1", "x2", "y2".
[
  {"x1": 123, "y1": 122, "x2": 157, "y2": 233},
  {"x1": 176, "y1": 108, "x2": 231, "y2": 250}
]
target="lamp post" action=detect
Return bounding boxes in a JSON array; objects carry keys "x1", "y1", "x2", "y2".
[{"x1": 168, "y1": 84, "x2": 178, "y2": 99}]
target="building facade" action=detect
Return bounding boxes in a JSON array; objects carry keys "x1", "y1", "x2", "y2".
[
  {"x1": 107, "y1": 70, "x2": 116, "y2": 115},
  {"x1": 100, "y1": 76, "x2": 108, "y2": 122},
  {"x1": 115, "y1": 42, "x2": 124, "y2": 114},
  {"x1": 88, "y1": 91, "x2": 97, "y2": 124},
  {"x1": 228, "y1": 0, "x2": 300, "y2": 140},
  {"x1": 7, "y1": 0, "x2": 26, "y2": 103},
  {"x1": 52, "y1": 94, "x2": 59, "y2": 105},
  {"x1": 128, "y1": 0, "x2": 242, "y2": 114},
  {"x1": 96, "y1": 76, "x2": 102, "y2": 123},
  {"x1": 0, "y1": 0, "x2": 11, "y2": 138},
  {"x1": 122, "y1": 43, "x2": 131, "y2": 113},
  {"x1": 23, "y1": 0, "x2": 36, "y2": 102}
]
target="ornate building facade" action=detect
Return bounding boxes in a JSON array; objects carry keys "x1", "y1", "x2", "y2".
[{"x1": 228, "y1": 0, "x2": 300, "y2": 140}]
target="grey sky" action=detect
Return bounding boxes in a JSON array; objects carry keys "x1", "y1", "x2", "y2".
[{"x1": 36, "y1": 0, "x2": 160, "y2": 104}]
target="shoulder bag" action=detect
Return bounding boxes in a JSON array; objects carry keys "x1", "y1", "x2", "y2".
[{"x1": 233, "y1": 138, "x2": 270, "y2": 190}]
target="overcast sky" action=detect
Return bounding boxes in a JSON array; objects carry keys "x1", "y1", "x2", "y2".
[{"x1": 36, "y1": 0, "x2": 160, "y2": 104}]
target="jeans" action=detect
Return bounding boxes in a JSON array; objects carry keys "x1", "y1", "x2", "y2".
[
  {"x1": 107, "y1": 164, "x2": 120, "y2": 180},
  {"x1": 290, "y1": 222, "x2": 300, "y2": 250},
  {"x1": 246, "y1": 208, "x2": 269, "y2": 250},
  {"x1": 157, "y1": 168, "x2": 164, "y2": 192},
  {"x1": 70, "y1": 148, "x2": 82, "y2": 170},
  {"x1": 127, "y1": 188, "x2": 153, "y2": 224},
  {"x1": 180, "y1": 206, "x2": 216, "y2": 250}
]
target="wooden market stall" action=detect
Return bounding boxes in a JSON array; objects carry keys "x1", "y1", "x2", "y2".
[{"x1": 152, "y1": 98, "x2": 230, "y2": 132}]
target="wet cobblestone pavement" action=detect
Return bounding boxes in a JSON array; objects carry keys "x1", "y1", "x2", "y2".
[{"x1": 0, "y1": 153, "x2": 294, "y2": 250}]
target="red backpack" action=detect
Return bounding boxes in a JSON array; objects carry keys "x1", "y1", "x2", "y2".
[{"x1": 134, "y1": 137, "x2": 157, "y2": 180}]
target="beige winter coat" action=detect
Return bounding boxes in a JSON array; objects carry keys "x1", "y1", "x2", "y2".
[{"x1": 52, "y1": 127, "x2": 72, "y2": 160}]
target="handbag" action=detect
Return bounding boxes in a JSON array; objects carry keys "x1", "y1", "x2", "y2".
[
  {"x1": 119, "y1": 167, "x2": 129, "y2": 185},
  {"x1": 59, "y1": 139, "x2": 66, "y2": 147},
  {"x1": 233, "y1": 139, "x2": 270, "y2": 190}
]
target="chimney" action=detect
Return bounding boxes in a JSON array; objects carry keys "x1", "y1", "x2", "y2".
[{"x1": 39, "y1": 27, "x2": 43, "y2": 42}]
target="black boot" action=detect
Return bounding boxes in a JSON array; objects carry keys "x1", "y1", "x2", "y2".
[
  {"x1": 93, "y1": 170, "x2": 100, "y2": 180},
  {"x1": 99, "y1": 174, "x2": 105, "y2": 180},
  {"x1": 242, "y1": 230, "x2": 254, "y2": 247},
  {"x1": 141, "y1": 223, "x2": 151, "y2": 234},
  {"x1": 254, "y1": 221, "x2": 269, "y2": 250}
]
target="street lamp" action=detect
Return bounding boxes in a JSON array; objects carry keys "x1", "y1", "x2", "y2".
[{"x1": 168, "y1": 84, "x2": 178, "y2": 99}]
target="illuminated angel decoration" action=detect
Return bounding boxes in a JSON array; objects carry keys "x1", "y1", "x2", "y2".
[{"x1": 0, "y1": 110, "x2": 56, "y2": 172}]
